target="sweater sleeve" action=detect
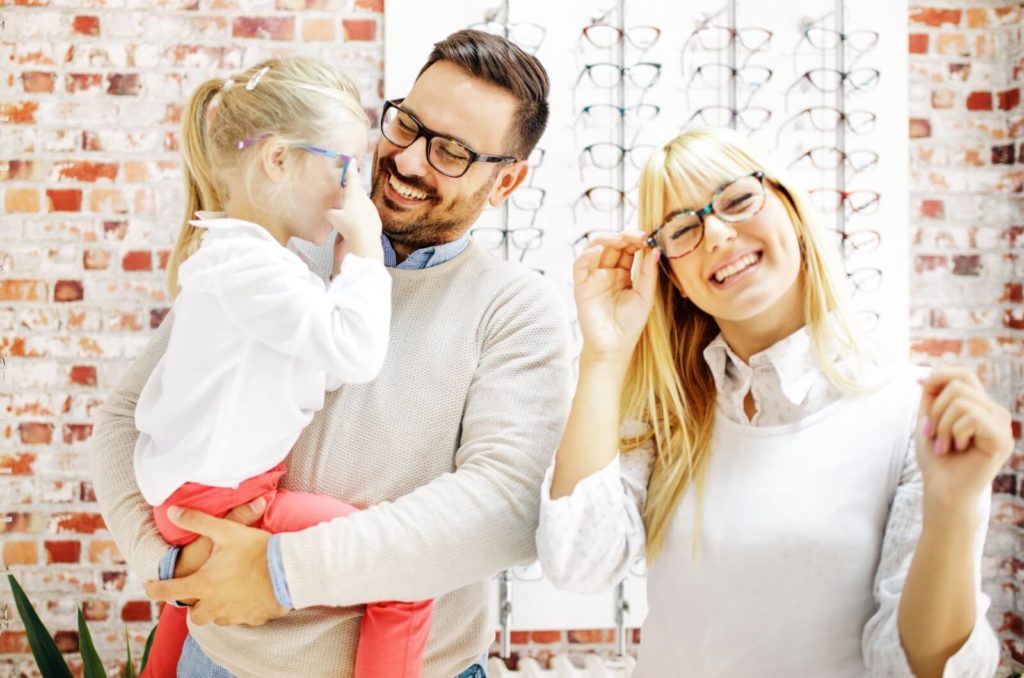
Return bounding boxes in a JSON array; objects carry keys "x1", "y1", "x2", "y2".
[
  {"x1": 278, "y1": 277, "x2": 572, "y2": 607},
  {"x1": 535, "y1": 443, "x2": 653, "y2": 593},
  {"x1": 88, "y1": 312, "x2": 175, "y2": 579},
  {"x1": 861, "y1": 434, "x2": 1000, "y2": 677}
]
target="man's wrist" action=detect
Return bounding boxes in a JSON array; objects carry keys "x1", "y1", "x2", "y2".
[{"x1": 267, "y1": 535, "x2": 294, "y2": 610}]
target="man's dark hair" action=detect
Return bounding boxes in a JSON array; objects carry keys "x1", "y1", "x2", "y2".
[{"x1": 417, "y1": 29, "x2": 550, "y2": 159}]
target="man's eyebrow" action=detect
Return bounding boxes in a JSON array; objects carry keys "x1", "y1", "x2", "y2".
[{"x1": 400, "y1": 101, "x2": 476, "y2": 150}]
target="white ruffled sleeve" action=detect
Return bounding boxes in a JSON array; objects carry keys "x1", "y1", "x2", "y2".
[
  {"x1": 862, "y1": 435, "x2": 1000, "y2": 677},
  {"x1": 536, "y1": 442, "x2": 654, "y2": 593}
]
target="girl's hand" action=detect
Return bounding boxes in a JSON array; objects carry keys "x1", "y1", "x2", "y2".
[
  {"x1": 915, "y1": 364, "x2": 1014, "y2": 514},
  {"x1": 327, "y1": 165, "x2": 383, "y2": 264},
  {"x1": 573, "y1": 231, "x2": 660, "y2": 363}
]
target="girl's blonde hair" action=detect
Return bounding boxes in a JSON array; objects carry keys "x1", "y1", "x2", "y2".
[
  {"x1": 167, "y1": 57, "x2": 369, "y2": 295},
  {"x1": 624, "y1": 127, "x2": 877, "y2": 560}
]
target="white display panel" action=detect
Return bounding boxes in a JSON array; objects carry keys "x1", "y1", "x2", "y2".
[{"x1": 386, "y1": 0, "x2": 909, "y2": 631}]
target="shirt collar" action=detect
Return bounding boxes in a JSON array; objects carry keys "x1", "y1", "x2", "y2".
[
  {"x1": 702, "y1": 325, "x2": 823, "y2": 409},
  {"x1": 381, "y1": 232, "x2": 471, "y2": 270}
]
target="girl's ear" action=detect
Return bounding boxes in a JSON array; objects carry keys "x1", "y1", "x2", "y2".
[{"x1": 260, "y1": 141, "x2": 290, "y2": 183}]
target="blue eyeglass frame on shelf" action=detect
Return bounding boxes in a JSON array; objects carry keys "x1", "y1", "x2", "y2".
[{"x1": 236, "y1": 133, "x2": 354, "y2": 187}]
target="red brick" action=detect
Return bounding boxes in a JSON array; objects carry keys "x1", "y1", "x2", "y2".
[
  {"x1": 952, "y1": 254, "x2": 982, "y2": 275},
  {"x1": 949, "y1": 63, "x2": 970, "y2": 81},
  {"x1": 966, "y1": 91, "x2": 993, "y2": 111},
  {"x1": 0, "y1": 101, "x2": 39, "y2": 124},
  {"x1": 122, "y1": 251, "x2": 153, "y2": 271},
  {"x1": 83, "y1": 130, "x2": 102, "y2": 151},
  {"x1": 107, "y1": 73, "x2": 141, "y2": 96},
  {"x1": 355, "y1": 0, "x2": 382, "y2": 9},
  {"x1": 993, "y1": 144, "x2": 1015, "y2": 165},
  {"x1": 157, "y1": 250, "x2": 171, "y2": 270},
  {"x1": 53, "y1": 161, "x2": 119, "y2": 183},
  {"x1": 232, "y1": 16, "x2": 295, "y2": 40},
  {"x1": 82, "y1": 600, "x2": 110, "y2": 621},
  {"x1": 5, "y1": 188, "x2": 40, "y2": 212},
  {"x1": 66, "y1": 73, "x2": 103, "y2": 93},
  {"x1": 22, "y1": 70, "x2": 55, "y2": 93},
  {"x1": 1, "y1": 452, "x2": 36, "y2": 475},
  {"x1": 920, "y1": 199, "x2": 945, "y2": 219},
  {"x1": 0, "y1": 280, "x2": 47, "y2": 303},
  {"x1": 909, "y1": 8, "x2": 961, "y2": 27},
  {"x1": 20, "y1": 422, "x2": 54, "y2": 444},
  {"x1": 88, "y1": 540, "x2": 124, "y2": 564},
  {"x1": 83, "y1": 249, "x2": 112, "y2": 270},
  {"x1": 2, "y1": 160, "x2": 41, "y2": 180},
  {"x1": 3, "y1": 541, "x2": 39, "y2": 565},
  {"x1": 1002, "y1": 282, "x2": 1024, "y2": 303},
  {"x1": 73, "y1": 15, "x2": 99, "y2": 35},
  {"x1": 44, "y1": 540, "x2": 81, "y2": 564},
  {"x1": 966, "y1": 8, "x2": 990, "y2": 28},
  {"x1": 46, "y1": 188, "x2": 82, "y2": 212},
  {"x1": 151, "y1": 308, "x2": 171, "y2": 329},
  {"x1": 931, "y1": 90, "x2": 954, "y2": 109},
  {"x1": 103, "y1": 220, "x2": 128, "y2": 240},
  {"x1": 911, "y1": 338, "x2": 962, "y2": 358},
  {"x1": 908, "y1": 33, "x2": 928, "y2": 54},
  {"x1": 121, "y1": 600, "x2": 152, "y2": 622},
  {"x1": 1006, "y1": 309, "x2": 1024, "y2": 330},
  {"x1": 50, "y1": 512, "x2": 107, "y2": 534},
  {"x1": 54, "y1": 631, "x2": 78, "y2": 653},
  {"x1": 102, "y1": 571, "x2": 127, "y2": 591},
  {"x1": 54, "y1": 279, "x2": 84, "y2": 302},
  {"x1": 909, "y1": 118, "x2": 931, "y2": 138},
  {"x1": 342, "y1": 18, "x2": 376, "y2": 41},
  {"x1": 567, "y1": 629, "x2": 614, "y2": 643},
  {"x1": 999, "y1": 88, "x2": 1020, "y2": 111},
  {"x1": 0, "y1": 631, "x2": 31, "y2": 654},
  {"x1": 62, "y1": 423, "x2": 93, "y2": 444},
  {"x1": 69, "y1": 365, "x2": 97, "y2": 386}
]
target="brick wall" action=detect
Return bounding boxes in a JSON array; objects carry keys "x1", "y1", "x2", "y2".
[
  {"x1": 0, "y1": 1, "x2": 383, "y2": 674},
  {"x1": 1, "y1": 1, "x2": 1022, "y2": 676}
]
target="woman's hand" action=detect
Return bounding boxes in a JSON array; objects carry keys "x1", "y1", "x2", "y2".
[
  {"x1": 915, "y1": 364, "x2": 1014, "y2": 516},
  {"x1": 573, "y1": 231, "x2": 660, "y2": 363}
]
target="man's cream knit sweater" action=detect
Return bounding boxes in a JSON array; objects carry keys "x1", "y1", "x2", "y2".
[{"x1": 89, "y1": 243, "x2": 571, "y2": 677}]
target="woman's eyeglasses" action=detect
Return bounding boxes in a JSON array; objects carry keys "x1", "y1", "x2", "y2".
[
  {"x1": 645, "y1": 171, "x2": 767, "y2": 259},
  {"x1": 236, "y1": 133, "x2": 353, "y2": 187},
  {"x1": 380, "y1": 99, "x2": 518, "y2": 178}
]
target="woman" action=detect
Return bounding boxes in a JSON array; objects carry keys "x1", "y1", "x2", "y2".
[{"x1": 537, "y1": 127, "x2": 1007, "y2": 677}]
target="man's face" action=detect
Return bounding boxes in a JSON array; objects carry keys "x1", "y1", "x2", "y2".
[{"x1": 370, "y1": 60, "x2": 521, "y2": 251}]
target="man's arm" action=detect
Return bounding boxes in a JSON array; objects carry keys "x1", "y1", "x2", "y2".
[
  {"x1": 280, "y1": 277, "x2": 571, "y2": 608},
  {"x1": 89, "y1": 313, "x2": 175, "y2": 578}
]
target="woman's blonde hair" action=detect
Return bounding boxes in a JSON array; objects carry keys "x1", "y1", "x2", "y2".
[
  {"x1": 623, "y1": 127, "x2": 877, "y2": 560},
  {"x1": 167, "y1": 56, "x2": 369, "y2": 295}
]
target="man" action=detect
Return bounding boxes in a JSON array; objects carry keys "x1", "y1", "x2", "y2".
[{"x1": 90, "y1": 30, "x2": 569, "y2": 677}]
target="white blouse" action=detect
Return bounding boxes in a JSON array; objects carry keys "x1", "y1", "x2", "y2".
[
  {"x1": 537, "y1": 328, "x2": 998, "y2": 677},
  {"x1": 133, "y1": 214, "x2": 391, "y2": 505}
]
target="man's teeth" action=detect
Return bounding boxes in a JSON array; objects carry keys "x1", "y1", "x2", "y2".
[
  {"x1": 713, "y1": 253, "x2": 759, "y2": 283},
  {"x1": 388, "y1": 174, "x2": 428, "y2": 200}
]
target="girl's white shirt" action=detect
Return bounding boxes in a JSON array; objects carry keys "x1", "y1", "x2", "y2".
[
  {"x1": 537, "y1": 327, "x2": 998, "y2": 677},
  {"x1": 133, "y1": 213, "x2": 391, "y2": 506}
]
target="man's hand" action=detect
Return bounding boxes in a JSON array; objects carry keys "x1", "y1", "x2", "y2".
[
  {"x1": 146, "y1": 506, "x2": 288, "y2": 627},
  {"x1": 175, "y1": 498, "x2": 267, "y2": 580}
]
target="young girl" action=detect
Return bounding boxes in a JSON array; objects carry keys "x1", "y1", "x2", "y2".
[
  {"x1": 537, "y1": 127, "x2": 1009, "y2": 677},
  {"x1": 134, "y1": 57, "x2": 431, "y2": 678}
]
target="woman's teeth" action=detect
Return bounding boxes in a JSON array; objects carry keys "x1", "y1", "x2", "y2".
[
  {"x1": 713, "y1": 253, "x2": 759, "y2": 283},
  {"x1": 389, "y1": 173, "x2": 429, "y2": 201}
]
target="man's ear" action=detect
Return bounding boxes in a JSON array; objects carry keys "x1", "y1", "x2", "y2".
[
  {"x1": 486, "y1": 161, "x2": 529, "y2": 208},
  {"x1": 261, "y1": 141, "x2": 290, "y2": 183}
]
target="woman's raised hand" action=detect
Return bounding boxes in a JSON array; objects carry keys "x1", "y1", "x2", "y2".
[{"x1": 573, "y1": 231, "x2": 661, "y2": 363}]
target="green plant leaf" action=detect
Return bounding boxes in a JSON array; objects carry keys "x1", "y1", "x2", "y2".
[
  {"x1": 140, "y1": 624, "x2": 156, "y2": 672},
  {"x1": 121, "y1": 626, "x2": 136, "y2": 678},
  {"x1": 6, "y1": 574, "x2": 73, "y2": 678},
  {"x1": 77, "y1": 606, "x2": 106, "y2": 678}
]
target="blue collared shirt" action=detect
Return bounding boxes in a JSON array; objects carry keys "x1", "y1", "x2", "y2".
[{"x1": 159, "y1": 231, "x2": 472, "y2": 678}]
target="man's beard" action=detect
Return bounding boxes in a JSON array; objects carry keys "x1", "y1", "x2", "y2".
[{"x1": 371, "y1": 152, "x2": 493, "y2": 252}]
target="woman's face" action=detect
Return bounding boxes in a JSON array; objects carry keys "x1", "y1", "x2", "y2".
[{"x1": 663, "y1": 179, "x2": 805, "y2": 334}]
